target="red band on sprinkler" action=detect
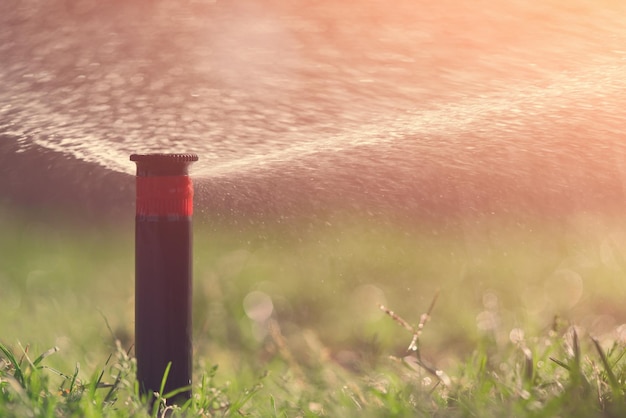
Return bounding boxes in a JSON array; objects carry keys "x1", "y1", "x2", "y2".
[{"x1": 135, "y1": 176, "x2": 194, "y2": 217}]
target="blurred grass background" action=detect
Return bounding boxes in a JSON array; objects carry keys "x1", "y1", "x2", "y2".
[{"x1": 3, "y1": 206, "x2": 626, "y2": 388}]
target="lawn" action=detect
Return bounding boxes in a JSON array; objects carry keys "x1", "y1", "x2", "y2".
[{"x1": 2, "y1": 207, "x2": 626, "y2": 416}]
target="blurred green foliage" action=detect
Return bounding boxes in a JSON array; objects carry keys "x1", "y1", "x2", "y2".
[{"x1": 3, "y1": 208, "x2": 626, "y2": 415}]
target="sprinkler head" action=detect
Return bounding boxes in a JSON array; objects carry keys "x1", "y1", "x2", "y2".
[
  {"x1": 130, "y1": 153, "x2": 198, "y2": 177},
  {"x1": 131, "y1": 154, "x2": 198, "y2": 218},
  {"x1": 130, "y1": 152, "x2": 198, "y2": 404}
]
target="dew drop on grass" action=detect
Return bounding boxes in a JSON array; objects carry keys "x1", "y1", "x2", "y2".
[
  {"x1": 509, "y1": 328, "x2": 525, "y2": 344},
  {"x1": 243, "y1": 290, "x2": 274, "y2": 323}
]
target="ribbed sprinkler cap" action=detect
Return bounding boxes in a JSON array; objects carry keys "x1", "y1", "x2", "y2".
[
  {"x1": 131, "y1": 154, "x2": 199, "y2": 217},
  {"x1": 130, "y1": 153, "x2": 199, "y2": 177}
]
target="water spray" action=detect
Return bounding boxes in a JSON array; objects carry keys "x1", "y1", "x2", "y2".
[{"x1": 130, "y1": 153, "x2": 198, "y2": 403}]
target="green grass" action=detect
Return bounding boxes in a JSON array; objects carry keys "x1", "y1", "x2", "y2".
[{"x1": 3, "y1": 208, "x2": 626, "y2": 416}]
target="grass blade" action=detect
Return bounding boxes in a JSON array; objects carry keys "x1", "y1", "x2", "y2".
[
  {"x1": 159, "y1": 362, "x2": 172, "y2": 397},
  {"x1": 0, "y1": 342, "x2": 25, "y2": 387},
  {"x1": 591, "y1": 337, "x2": 619, "y2": 392},
  {"x1": 32, "y1": 346, "x2": 59, "y2": 368},
  {"x1": 549, "y1": 357, "x2": 570, "y2": 371}
]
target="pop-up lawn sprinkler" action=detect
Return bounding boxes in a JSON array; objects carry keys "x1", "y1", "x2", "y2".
[{"x1": 130, "y1": 153, "x2": 198, "y2": 403}]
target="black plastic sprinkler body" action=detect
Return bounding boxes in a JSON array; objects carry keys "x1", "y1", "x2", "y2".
[{"x1": 130, "y1": 153, "x2": 198, "y2": 404}]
